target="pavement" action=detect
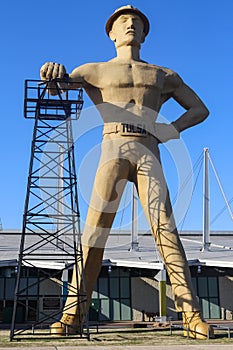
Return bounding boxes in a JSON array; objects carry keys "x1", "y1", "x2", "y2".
[{"x1": 1, "y1": 346, "x2": 233, "y2": 350}]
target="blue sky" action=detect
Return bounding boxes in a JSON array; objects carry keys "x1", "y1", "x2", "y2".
[{"x1": 0, "y1": 0, "x2": 233, "y2": 231}]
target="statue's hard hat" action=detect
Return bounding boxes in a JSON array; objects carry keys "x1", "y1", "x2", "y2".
[{"x1": 105, "y1": 5, "x2": 150, "y2": 36}]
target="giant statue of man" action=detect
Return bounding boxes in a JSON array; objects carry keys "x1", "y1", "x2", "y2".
[{"x1": 40, "y1": 5, "x2": 214, "y2": 339}]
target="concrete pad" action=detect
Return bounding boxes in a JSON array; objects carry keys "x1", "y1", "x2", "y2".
[
  {"x1": 54, "y1": 346, "x2": 233, "y2": 350},
  {"x1": 1, "y1": 345, "x2": 233, "y2": 350},
  {"x1": 0, "y1": 348, "x2": 55, "y2": 350},
  {"x1": 56, "y1": 345, "x2": 233, "y2": 350}
]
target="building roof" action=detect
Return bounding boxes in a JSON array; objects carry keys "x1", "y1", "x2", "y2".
[
  {"x1": 1, "y1": 230, "x2": 233, "y2": 270},
  {"x1": 104, "y1": 231, "x2": 233, "y2": 269}
]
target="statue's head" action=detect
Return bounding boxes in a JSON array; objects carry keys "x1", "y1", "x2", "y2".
[{"x1": 105, "y1": 5, "x2": 150, "y2": 48}]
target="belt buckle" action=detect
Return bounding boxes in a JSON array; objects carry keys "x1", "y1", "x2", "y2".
[{"x1": 120, "y1": 123, "x2": 147, "y2": 137}]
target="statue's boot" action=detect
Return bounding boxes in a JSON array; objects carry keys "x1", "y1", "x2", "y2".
[
  {"x1": 50, "y1": 313, "x2": 81, "y2": 336},
  {"x1": 182, "y1": 311, "x2": 214, "y2": 339}
]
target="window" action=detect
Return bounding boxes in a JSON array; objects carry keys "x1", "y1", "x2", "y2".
[
  {"x1": 5, "y1": 279, "x2": 15, "y2": 300},
  {"x1": 0, "y1": 301, "x2": 3, "y2": 322},
  {"x1": 43, "y1": 297, "x2": 61, "y2": 311},
  {"x1": 192, "y1": 276, "x2": 220, "y2": 319},
  {"x1": 0, "y1": 278, "x2": 4, "y2": 299},
  {"x1": 90, "y1": 268, "x2": 132, "y2": 322},
  {"x1": 27, "y1": 300, "x2": 37, "y2": 322},
  {"x1": 0, "y1": 275, "x2": 40, "y2": 324}
]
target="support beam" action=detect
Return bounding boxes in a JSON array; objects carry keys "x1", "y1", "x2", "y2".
[
  {"x1": 57, "y1": 146, "x2": 64, "y2": 249},
  {"x1": 202, "y1": 148, "x2": 211, "y2": 252},
  {"x1": 154, "y1": 266, "x2": 167, "y2": 322},
  {"x1": 131, "y1": 184, "x2": 139, "y2": 251}
]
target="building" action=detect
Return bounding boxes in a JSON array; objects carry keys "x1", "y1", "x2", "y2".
[{"x1": 1, "y1": 230, "x2": 233, "y2": 325}]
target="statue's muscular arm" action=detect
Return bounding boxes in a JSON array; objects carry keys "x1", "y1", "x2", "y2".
[
  {"x1": 69, "y1": 64, "x2": 103, "y2": 105},
  {"x1": 40, "y1": 62, "x2": 102, "y2": 102},
  {"x1": 163, "y1": 70, "x2": 209, "y2": 132}
]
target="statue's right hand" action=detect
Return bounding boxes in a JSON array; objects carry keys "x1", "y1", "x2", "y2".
[
  {"x1": 155, "y1": 123, "x2": 180, "y2": 143},
  {"x1": 40, "y1": 62, "x2": 67, "y2": 81}
]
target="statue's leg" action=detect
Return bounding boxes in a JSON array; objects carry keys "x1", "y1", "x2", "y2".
[
  {"x1": 136, "y1": 145, "x2": 214, "y2": 339},
  {"x1": 51, "y1": 151, "x2": 130, "y2": 335}
]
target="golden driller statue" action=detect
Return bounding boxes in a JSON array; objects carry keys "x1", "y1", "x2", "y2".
[{"x1": 40, "y1": 5, "x2": 214, "y2": 339}]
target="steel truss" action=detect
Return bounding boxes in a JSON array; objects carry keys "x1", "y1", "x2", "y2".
[{"x1": 10, "y1": 80, "x2": 89, "y2": 340}]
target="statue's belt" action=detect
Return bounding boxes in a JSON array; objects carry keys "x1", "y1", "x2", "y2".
[{"x1": 103, "y1": 122, "x2": 154, "y2": 137}]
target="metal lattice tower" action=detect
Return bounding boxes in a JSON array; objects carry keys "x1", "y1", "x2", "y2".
[{"x1": 10, "y1": 80, "x2": 89, "y2": 340}]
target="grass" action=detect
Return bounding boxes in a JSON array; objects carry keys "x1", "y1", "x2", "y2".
[{"x1": 0, "y1": 327, "x2": 233, "y2": 347}]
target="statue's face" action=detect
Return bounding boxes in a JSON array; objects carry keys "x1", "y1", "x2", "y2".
[{"x1": 110, "y1": 13, "x2": 145, "y2": 48}]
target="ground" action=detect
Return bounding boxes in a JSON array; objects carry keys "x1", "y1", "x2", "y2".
[{"x1": 1, "y1": 326, "x2": 233, "y2": 348}]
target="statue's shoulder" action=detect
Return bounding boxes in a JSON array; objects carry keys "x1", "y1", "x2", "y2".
[
  {"x1": 152, "y1": 65, "x2": 179, "y2": 77},
  {"x1": 143, "y1": 63, "x2": 181, "y2": 78},
  {"x1": 71, "y1": 62, "x2": 105, "y2": 82},
  {"x1": 77, "y1": 61, "x2": 110, "y2": 74},
  {"x1": 76, "y1": 62, "x2": 102, "y2": 72},
  {"x1": 157, "y1": 65, "x2": 183, "y2": 87}
]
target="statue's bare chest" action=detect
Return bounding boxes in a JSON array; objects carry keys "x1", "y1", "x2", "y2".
[{"x1": 98, "y1": 63, "x2": 166, "y2": 91}]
